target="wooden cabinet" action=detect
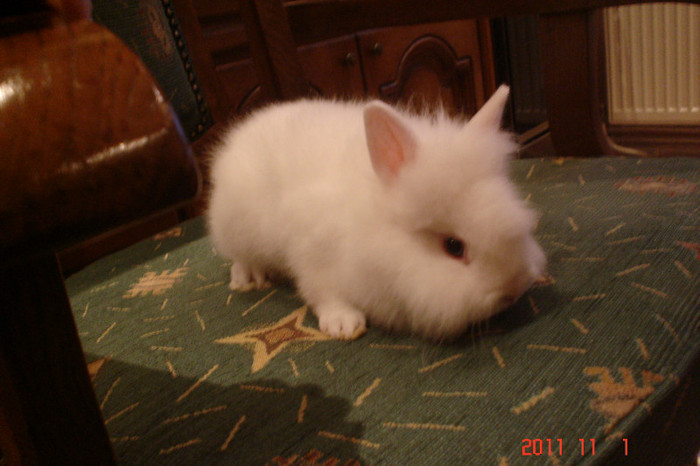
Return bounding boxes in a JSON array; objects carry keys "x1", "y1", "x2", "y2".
[
  {"x1": 234, "y1": 34, "x2": 367, "y2": 113},
  {"x1": 302, "y1": 35, "x2": 367, "y2": 100},
  {"x1": 193, "y1": 1, "x2": 494, "y2": 119},
  {"x1": 358, "y1": 20, "x2": 494, "y2": 116}
]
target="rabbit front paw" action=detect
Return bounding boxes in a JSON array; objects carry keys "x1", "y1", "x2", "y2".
[
  {"x1": 229, "y1": 262, "x2": 271, "y2": 291},
  {"x1": 316, "y1": 302, "x2": 367, "y2": 340}
]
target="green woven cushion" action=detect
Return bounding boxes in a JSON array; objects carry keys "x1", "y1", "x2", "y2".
[{"x1": 66, "y1": 156, "x2": 699, "y2": 465}]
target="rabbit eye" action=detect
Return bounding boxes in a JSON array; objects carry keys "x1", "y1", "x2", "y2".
[{"x1": 443, "y1": 236, "x2": 466, "y2": 259}]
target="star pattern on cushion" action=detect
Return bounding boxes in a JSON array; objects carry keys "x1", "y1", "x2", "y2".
[{"x1": 215, "y1": 306, "x2": 331, "y2": 373}]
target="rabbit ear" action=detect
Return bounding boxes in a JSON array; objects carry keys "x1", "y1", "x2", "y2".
[
  {"x1": 364, "y1": 101, "x2": 417, "y2": 183},
  {"x1": 468, "y1": 85, "x2": 510, "y2": 130}
]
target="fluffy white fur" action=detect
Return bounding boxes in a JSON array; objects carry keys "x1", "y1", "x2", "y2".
[{"x1": 207, "y1": 85, "x2": 546, "y2": 340}]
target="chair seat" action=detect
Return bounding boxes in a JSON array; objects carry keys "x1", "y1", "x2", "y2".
[{"x1": 66, "y1": 156, "x2": 699, "y2": 464}]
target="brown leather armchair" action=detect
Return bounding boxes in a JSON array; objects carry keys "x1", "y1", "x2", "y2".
[{"x1": 0, "y1": 3, "x2": 199, "y2": 463}]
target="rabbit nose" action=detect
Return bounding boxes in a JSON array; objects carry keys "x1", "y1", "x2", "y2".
[{"x1": 500, "y1": 276, "x2": 526, "y2": 307}]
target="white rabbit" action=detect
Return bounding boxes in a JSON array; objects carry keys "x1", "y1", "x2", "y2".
[{"x1": 207, "y1": 85, "x2": 546, "y2": 340}]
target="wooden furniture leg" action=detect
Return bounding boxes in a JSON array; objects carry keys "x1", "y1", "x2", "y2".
[
  {"x1": 539, "y1": 10, "x2": 647, "y2": 157},
  {"x1": 0, "y1": 254, "x2": 115, "y2": 464},
  {"x1": 240, "y1": 0, "x2": 311, "y2": 101}
]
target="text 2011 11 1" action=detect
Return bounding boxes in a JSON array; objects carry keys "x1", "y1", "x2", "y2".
[{"x1": 522, "y1": 438, "x2": 629, "y2": 456}]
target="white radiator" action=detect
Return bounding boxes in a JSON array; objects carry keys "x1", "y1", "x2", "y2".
[{"x1": 604, "y1": 3, "x2": 700, "y2": 124}]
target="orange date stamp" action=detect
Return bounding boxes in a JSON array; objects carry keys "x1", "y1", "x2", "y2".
[{"x1": 521, "y1": 438, "x2": 629, "y2": 457}]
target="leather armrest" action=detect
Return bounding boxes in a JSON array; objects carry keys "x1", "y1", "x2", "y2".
[{"x1": 0, "y1": 19, "x2": 200, "y2": 261}]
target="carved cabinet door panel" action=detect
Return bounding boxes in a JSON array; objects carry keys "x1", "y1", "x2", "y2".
[{"x1": 358, "y1": 20, "x2": 494, "y2": 117}]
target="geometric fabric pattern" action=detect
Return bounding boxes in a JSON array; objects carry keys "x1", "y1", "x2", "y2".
[{"x1": 67, "y1": 156, "x2": 700, "y2": 464}]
